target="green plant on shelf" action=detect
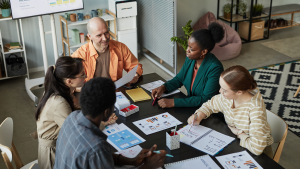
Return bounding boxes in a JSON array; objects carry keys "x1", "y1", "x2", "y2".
[
  {"x1": 223, "y1": 3, "x2": 236, "y2": 13},
  {"x1": 171, "y1": 20, "x2": 193, "y2": 51},
  {"x1": 0, "y1": 0, "x2": 11, "y2": 9},
  {"x1": 238, "y1": 0, "x2": 247, "y2": 14}
]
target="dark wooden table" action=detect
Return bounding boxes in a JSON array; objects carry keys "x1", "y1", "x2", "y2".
[{"x1": 114, "y1": 73, "x2": 284, "y2": 169}]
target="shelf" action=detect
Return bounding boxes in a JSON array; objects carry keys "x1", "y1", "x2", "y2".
[
  {"x1": 269, "y1": 20, "x2": 300, "y2": 31},
  {"x1": 62, "y1": 13, "x2": 115, "y2": 26},
  {"x1": 3, "y1": 48, "x2": 24, "y2": 54},
  {"x1": 0, "y1": 14, "x2": 12, "y2": 21},
  {"x1": 219, "y1": 12, "x2": 269, "y2": 23},
  {"x1": 69, "y1": 41, "x2": 88, "y2": 48}
]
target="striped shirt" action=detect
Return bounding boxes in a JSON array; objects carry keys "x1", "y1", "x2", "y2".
[{"x1": 196, "y1": 88, "x2": 274, "y2": 155}]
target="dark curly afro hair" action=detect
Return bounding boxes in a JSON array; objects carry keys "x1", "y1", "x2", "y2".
[
  {"x1": 191, "y1": 22, "x2": 225, "y2": 53},
  {"x1": 80, "y1": 77, "x2": 116, "y2": 118}
]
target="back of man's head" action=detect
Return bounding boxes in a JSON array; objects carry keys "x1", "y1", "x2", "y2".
[{"x1": 80, "y1": 77, "x2": 116, "y2": 118}]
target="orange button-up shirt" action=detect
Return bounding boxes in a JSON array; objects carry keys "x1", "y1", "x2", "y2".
[{"x1": 71, "y1": 40, "x2": 143, "y2": 82}]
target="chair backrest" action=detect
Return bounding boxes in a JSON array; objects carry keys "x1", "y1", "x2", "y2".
[
  {"x1": 266, "y1": 110, "x2": 288, "y2": 143},
  {"x1": 29, "y1": 163, "x2": 39, "y2": 169},
  {"x1": 0, "y1": 118, "x2": 13, "y2": 162}
]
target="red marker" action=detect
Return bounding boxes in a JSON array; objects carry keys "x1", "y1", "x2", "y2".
[{"x1": 152, "y1": 97, "x2": 157, "y2": 106}]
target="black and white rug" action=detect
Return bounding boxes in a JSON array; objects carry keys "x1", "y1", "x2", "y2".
[{"x1": 249, "y1": 60, "x2": 300, "y2": 137}]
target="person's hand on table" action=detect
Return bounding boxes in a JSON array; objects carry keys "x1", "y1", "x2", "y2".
[
  {"x1": 129, "y1": 73, "x2": 140, "y2": 84},
  {"x1": 187, "y1": 111, "x2": 206, "y2": 126},
  {"x1": 151, "y1": 85, "x2": 166, "y2": 99},
  {"x1": 158, "y1": 98, "x2": 174, "y2": 108},
  {"x1": 137, "y1": 144, "x2": 167, "y2": 169}
]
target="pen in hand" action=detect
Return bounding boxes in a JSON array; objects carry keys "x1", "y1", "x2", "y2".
[
  {"x1": 153, "y1": 150, "x2": 173, "y2": 157},
  {"x1": 188, "y1": 114, "x2": 197, "y2": 132}
]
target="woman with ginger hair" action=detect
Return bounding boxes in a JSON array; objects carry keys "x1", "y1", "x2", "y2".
[{"x1": 188, "y1": 65, "x2": 274, "y2": 157}]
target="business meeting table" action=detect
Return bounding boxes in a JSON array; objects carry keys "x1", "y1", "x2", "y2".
[{"x1": 112, "y1": 73, "x2": 284, "y2": 169}]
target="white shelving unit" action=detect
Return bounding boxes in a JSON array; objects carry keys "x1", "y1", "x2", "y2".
[
  {"x1": 59, "y1": 10, "x2": 117, "y2": 56},
  {"x1": 0, "y1": 15, "x2": 29, "y2": 80}
]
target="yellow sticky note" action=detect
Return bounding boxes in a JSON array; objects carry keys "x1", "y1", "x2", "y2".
[{"x1": 179, "y1": 133, "x2": 185, "y2": 139}]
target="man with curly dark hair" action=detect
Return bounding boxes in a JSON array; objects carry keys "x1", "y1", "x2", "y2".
[{"x1": 54, "y1": 77, "x2": 166, "y2": 169}]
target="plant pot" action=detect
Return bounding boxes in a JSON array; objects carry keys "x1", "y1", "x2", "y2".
[
  {"x1": 224, "y1": 12, "x2": 231, "y2": 19},
  {"x1": 258, "y1": 11, "x2": 262, "y2": 16},
  {"x1": 1, "y1": 8, "x2": 11, "y2": 17},
  {"x1": 252, "y1": 11, "x2": 257, "y2": 17},
  {"x1": 243, "y1": 13, "x2": 247, "y2": 19}
]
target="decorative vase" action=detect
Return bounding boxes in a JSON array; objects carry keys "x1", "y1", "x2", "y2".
[
  {"x1": 2, "y1": 8, "x2": 11, "y2": 17},
  {"x1": 224, "y1": 12, "x2": 231, "y2": 19},
  {"x1": 70, "y1": 13, "x2": 77, "y2": 22}
]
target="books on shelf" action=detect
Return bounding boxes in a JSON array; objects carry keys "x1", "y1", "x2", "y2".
[{"x1": 5, "y1": 43, "x2": 22, "y2": 50}]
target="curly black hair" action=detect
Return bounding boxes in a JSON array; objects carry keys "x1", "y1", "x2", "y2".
[
  {"x1": 80, "y1": 77, "x2": 116, "y2": 118},
  {"x1": 191, "y1": 22, "x2": 225, "y2": 53}
]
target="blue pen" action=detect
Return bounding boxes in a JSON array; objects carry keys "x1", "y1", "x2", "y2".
[{"x1": 153, "y1": 150, "x2": 174, "y2": 157}]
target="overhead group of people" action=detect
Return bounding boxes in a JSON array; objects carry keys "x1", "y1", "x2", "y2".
[{"x1": 34, "y1": 17, "x2": 273, "y2": 169}]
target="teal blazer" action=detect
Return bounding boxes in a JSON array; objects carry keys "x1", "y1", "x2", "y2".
[{"x1": 164, "y1": 53, "x2": 224, "y2": 107}]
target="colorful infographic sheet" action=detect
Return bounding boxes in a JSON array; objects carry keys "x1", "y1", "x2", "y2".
[
  {"x1": 216, "y1": 151, "x2": 263, "y2": 169},
  {"x1": 103, "y1": 123, "x2": 145, "y2": 151},
  {"x1": 133, "y1": 112, "x2": 182, "y2": 135}
]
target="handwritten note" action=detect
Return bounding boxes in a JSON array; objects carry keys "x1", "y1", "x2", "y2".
[
  {"x1": 178, "y1": 125, "x2": 211, "y2": 145},
  {"x1": 118, "y1": 145, "x2": 142, "y2": 158}
]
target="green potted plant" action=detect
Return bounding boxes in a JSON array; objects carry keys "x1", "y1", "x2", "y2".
[
  {"x1": 257, "y1": 4, "x2": 264, "y2": 16},
  {"x1": 223, "y1": 3, "x2": 235, "y2": 19},
  {"x1": 238, "y1": 0, "x2": 247, "y2": 19},
  {"x1": 252, "y1": 4, "x2": 258, "y2": 17},
  {"x1": 171, "y1": 20, "x2": 193, "y2": 51},
  {"x1": 0, "y1": 0, "x2": 11, "y2": 17}
]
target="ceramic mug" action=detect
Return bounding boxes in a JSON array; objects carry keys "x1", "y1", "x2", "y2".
[
  {"x1": 97, "y1": 9, "x2": 103, "y2": 17},
  {"x1": 70, "y1": 13, "x2": 77, "y2": 22},
  {"x1": 91, "y1": 10, "x2": 98, "y2": 18},
  {"x1": 77, "y1": 13, "x2": 84, "y2": 21},
  {"x1": 65, "y1": 13, "x2": 70, "y2": 21}
]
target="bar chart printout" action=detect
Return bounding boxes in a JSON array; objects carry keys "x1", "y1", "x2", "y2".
[
  {"x1": 63, "y1": 0, "x2": 69, "y2": 4},
  {"x1": 50, "y1": 2, "x2": 56, "y2": 6},
  {"x1": 71, "y1": 0, "x2": 76, "y2": 3}
]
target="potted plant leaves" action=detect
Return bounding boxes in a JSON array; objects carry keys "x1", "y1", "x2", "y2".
[
  {"x1": 223, "y1": 3, "x2": 236, "y2": 19},
  {"x1": 252, "y1": 4, "x2": 258, "y2": 17},
  {"x1": 171, "y1": 20, "x2": 193, "y2": 51},
  {"x1": 0, "y1": 0, "x2": 11, "y2": 17},
  {"x1": 238, "y1": 0, "x2": 247, "y2": 19},
  {"x1": 257, "y1": 4, "x2": 264, "y2": 16}
]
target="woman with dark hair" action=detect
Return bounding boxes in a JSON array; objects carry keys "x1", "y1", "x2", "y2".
[
  {"x1": 35, "y1": 56, "x2": 86, "y2": 169},
  {"x1": 187, "y1": 65, "x2": 274, "y2": 157},
  {"x1": 152, "y1": 22, "x2": 224, "y2": 108}
]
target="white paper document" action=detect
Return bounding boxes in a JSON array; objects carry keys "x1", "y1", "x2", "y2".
[
  {"x1": 216, "y1": 151, "x2": 263, "y2": 169},
  {"x1": 140, "y1": 80, "x2": 180, "y2": 97},
  {"x1": 103, "y1": 123, "x2": 145, "y2": 151},
  {"x1": 116, "y1": 145, "x2": 142, "y2": 158},
  {"x1": 177, "y1": 125, "x2": 235, "y2": 156},
  {"x1": 133, "y1": 112, "x2": 182, "y2": 135},
  {"x1": 165, "y1": 155, "x2": 220, "y2": 169},
  {"x1": 115, "y1": 65, "x2": 138, "y2": 89}
]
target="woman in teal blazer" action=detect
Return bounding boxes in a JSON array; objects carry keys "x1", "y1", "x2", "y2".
[{"x1": 152, "y1": 22, "x2": 224, "y2": 108}]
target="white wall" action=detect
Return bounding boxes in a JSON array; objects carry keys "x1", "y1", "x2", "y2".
[
  {"x1": 0, "y1": 0, "x2": 108, "y2": 70},
  {"x1": 177, "y1": 0, "x2": 300, "y2": 36}
]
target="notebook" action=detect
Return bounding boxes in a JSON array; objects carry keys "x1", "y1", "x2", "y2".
[
  {"x1": 115, "y1": 155, "x2": 220, "y2": 169},
  {"x1": 178, "y1": 125, "x2": 235, "y2": 156},
  {"x1": 164, "y1": 155, "x2": 220, "y2": 169},
  {"x1": 125, "y1": 88, "x2": 151, "y2": 102},
  {"x1": 140, "y1": 80, "x2": 180, "y2": 97}
]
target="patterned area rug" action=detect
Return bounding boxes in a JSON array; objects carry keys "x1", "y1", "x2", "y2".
[{"x1": 249, "y1": 60, "x2": 300, "y2": 137}]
